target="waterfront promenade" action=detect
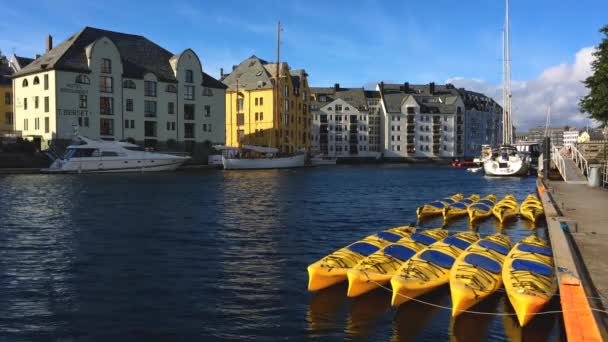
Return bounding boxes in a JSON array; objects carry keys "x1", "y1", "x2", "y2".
[{"x1": 546, "y1": 180, "x2": 608, "y2": 331}]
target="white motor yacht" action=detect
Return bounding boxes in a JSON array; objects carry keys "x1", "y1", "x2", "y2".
[
  {"x1": 42, "y1": 136, "x2": 190, "y2": 173},
  {"x1": 483, "y1": 145, "x2": 529, "y2": 176}
]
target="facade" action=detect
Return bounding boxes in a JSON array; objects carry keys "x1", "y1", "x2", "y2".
[
  {"x1": 563, "y1": 129, "x2": 580, "y2": 147},
  {"x1": 221, "y1": 55, "x2": 311, "y2": 153},
  {"x1": 525, "y1": 127, "x2": 566, "y2": 145},
  {"x1": 11, "y1": 27, "x2": 226, "y2": 150},
  {"x1": 310, "y1": 85, "x2": 378, "y2": 158},
  {"x1": 377, "y1": 82, "x2": 501, "y2": 159},
  {"x1": 0, "y1": 56, "x2": 13, "y2": 135}
]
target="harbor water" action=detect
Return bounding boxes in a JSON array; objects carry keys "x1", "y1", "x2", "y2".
[{"x1": 0, "y1": 165, "x2": 563, "y2": 341}]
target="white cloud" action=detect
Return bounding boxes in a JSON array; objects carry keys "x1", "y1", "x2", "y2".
[{"x1": 447, "y1": 46, "x2": 597, "y2": 130}]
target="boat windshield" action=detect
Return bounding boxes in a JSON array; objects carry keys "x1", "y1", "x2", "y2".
[{"x1": 64, "y1": 148, "x2": 98, "y2": 159}]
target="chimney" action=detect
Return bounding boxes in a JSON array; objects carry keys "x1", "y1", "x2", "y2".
[
  {"x1": 404, "y1": 82, "x2": 409, "y2": 92},
  {"x1": 429, "y1": 82, "x2": 435, "y2": 95},
  {"x1": 334, "y1": 83, "x2": 340, "y2": 91},
  {"x1": 46, "y1": 34, "x2": 53, "y2": 52},
  {"x1": 220, "y1": 68, "x2": 224, "y2": 78},
  {"x1": 379, "y1": 81, "x2": 384, "y2": 92},
  {"x1": 232, "y1": 65, "x2": 237, "y2": 71}
]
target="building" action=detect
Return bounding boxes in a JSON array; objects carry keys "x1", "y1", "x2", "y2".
[
  {"x1": 11, "y1": 27, "x2": 227, "y2": 150},
  {"x1": 221, "y1": 55, "x2": 311, "y2": 153},
  {"x1": 563, "y1": 129, "x2": 580, "y2": 147},
  {"x1": 525, "y1": 126, "x2": 566, "y2": 145},
  {"x1": 310, "y1": 85, "x2": 379, "y2": 158},
  {"x1": 9, "y1": 54, "x2": 35, "y2": 73},
  {"x1": 0, "y1": 54, "x2": 13, "y2": 135},
  {"x1": 375, "y1": 82, "x2": 501, "y2": 159}
]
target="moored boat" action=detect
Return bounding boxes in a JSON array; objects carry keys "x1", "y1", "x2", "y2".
[
  {"x1": 417, "y1": 193, "x2": 464, "y2": 221},
  {"x1": 519, "y1": 194, "x2": 544, "y2": 224},
  {"x1": 390, "y1": 231, "x2": 480, "y2": 306},
  {"x1": 450, "y1": 233, "x2": 511, "y2": 316},
  {"x1": 503, "y1": 235, "x2": 556, "y2": 326},
  {"x1": 442, "y1": 194, "x2": 480, "y2": 223},
  {"x1": 216, "y1": 145, "x2": 306, "y2": 170},
  {"x1": 307, "y1": 226, "x2": 415, "y2": 291},
  {"x1": 346, "y1": 228, "x2": 448, "y2": 297},
  {"x1": 467, "y1": 195, "x2": 497, "y2": 223},
  {"x1": 492, "y1": 195, "x2": 519, "y2": 224},
  {"x1": 483, "y1": 145, "x2": 530, "y2": 177}
]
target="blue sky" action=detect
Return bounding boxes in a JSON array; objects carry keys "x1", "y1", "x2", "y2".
[{"x1": 1, "y1": 0, "x2": 607, "y2": 128}]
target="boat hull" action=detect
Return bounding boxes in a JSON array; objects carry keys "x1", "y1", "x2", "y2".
[
  {"x1": 222, "y1": 154, "x2": 306, "y2": 170},
  {"x1": 41, "y1": 158, "x2": 188, "y2": 173},
  {"x1": 483, "y1": 158, "x2": 529, "y2": 177}
]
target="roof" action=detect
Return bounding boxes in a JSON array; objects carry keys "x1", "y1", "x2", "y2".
[
  {"x1": 310, "y1": 86, "x2": 368, "y2": 111},
  {"x1": 15, "y1": 56, "x2": 34, "y2": 68},
  {"x1": 202, "y1": 72, "x2": 227, "y2": 89},
  {"x1": 0, "y1": 59, "x2": 12, "y2": 85},
  {"x1": 221, "y1": 55, "x2": 276, "y2": 91},
  {"x1": 11, "y1": 27, "x2": 210, "y2": 84}
]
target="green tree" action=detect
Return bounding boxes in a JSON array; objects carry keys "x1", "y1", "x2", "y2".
[{"x1": 580, "y1": 25, "x2": 608, "y2": 124}]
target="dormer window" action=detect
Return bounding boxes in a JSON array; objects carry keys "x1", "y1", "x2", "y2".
[
  {"x1": 76, "y1": 74, "x2": 90, "y2": 84},
  {"x1": 122, "y1": 80, "x2": 136, "y2": 89},
  {"x1": 22, "y1": 79, "x2": 28, "y2": 87},
  {"x1": 101, "y1": 58, "x2": 111, "y2": 74},
  {"x1": 33, "y1": 76, "x2": 40, "y2": 85},
  {"x1": 185, "y1": 70, "x2": 193, "y2": 83},
  {"x1": 166, "y1": 84, "x2": 177, "y2": 93}
]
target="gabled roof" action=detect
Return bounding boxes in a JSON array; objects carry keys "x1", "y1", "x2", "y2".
[
  {"x1": 13, "y1": 55, "x2": 34, "y2": 70},
  {"x1": 221, "y1": 55, "x2": 275, "y2": 91},
  {"x1": 202, "y1": 72, "x2": 227, "y2": 89},
  {"x1": 11, "y1": 27, "x2": 213, "y2": 84},
  {"x1": 310, "y1": 86, "x2": 368, "y2": 111}
]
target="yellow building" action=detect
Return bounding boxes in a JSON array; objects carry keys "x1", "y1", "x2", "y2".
[
  {"x1": 0, "y1": 60, "x2": 13, "y2": 135},
  {"x1": 221, "y1": 55, "x2": 311, "y2": 153}
]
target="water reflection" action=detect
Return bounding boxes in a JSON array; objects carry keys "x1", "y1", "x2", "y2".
[
  {"x1": 448, "y1": 293, "x2": 501, "y2": 342},
  {"x1": 345, "y1": 289, "x2": 392, "y2": 338},
  {"x1": 391, "y1": 288, "x2": 450, "y2": 341},
  {"x1": 501, "y1": 295, "x2": 562, "y2": 341},
  {"x1": 306, "y1": 283, "x2": 349, "y2": 337}
]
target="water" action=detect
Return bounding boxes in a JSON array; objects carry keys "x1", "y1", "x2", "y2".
[{"x1": 0, "y1": 165, "x2": 563, "y2": 341}]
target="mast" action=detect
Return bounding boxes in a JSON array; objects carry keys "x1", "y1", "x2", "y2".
[
  {"x1": 504, "y1": 0, "x2": 513, "y2": 145},
  {"x1": 275, "y1": 19, "x2": 281, "y2": 151}
]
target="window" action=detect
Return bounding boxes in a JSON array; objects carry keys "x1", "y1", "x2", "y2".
[
  {"x1": 457, "y1": 107, "x2": 462, "y2": 114},
  {"x1": 125, "y1": 120, "x2": 130, "y2": 129},
  {"x1": 184, "y1": 104, "x2": 195, "y2": 120},
  {"x1": 24, "y1": 118, "x2": 28, "y2": 130},
  {"x1": 397, "y1": 145, "x2": 401, "y2": 151},
  {"x1": 184, "y1": 85, "x2": 194, "y2": 100},
  {"x1": 100, "y1": 97, "x2": 114, "y2": 115},
  {"x1": 76, "y1": 74, "x2": 90, "y2": 84},
  {"x1": 185, "y1": 70, "x2": 193, "y2": 83},
  {"x1": 100, "y1": 118, "x2": 114, "y2": 135},
  {"x1": 168, "y1": 102, "x2": 175, "y2": 115},
  {"x1": 100, "y1": 76, "x2": 113, "y2": 93},
  {"x1": 24, "y1": 98, "x2": 28, "y2": 110},
  {"x1": 4, "y1": 92, "x2": 11, "y2": 105},
  {"x1": 237, "y1": 98, "x2": 244, "y2": 111},
  {"x1": 208, "y1": 124, "x2": 212, "y2": 132},
  {"x1": 34, "y1": 96, "x2": 39, "y2": 109},
  {"x1": 44, "y1": 96, "x2": 49, "y2": 112},
  {"x1": 184, "y1": 123, "x2": 195, "y2": 139},
  {"x1": 130, "y1": 120, "x2": 135, "y2": 128},
  {"x1": 236, "y1": 113, "x2": 244, "y2": 126},
  {"x1": 203, "y1": 123, "x2": 207, "y2": 132},
  {"x1": 101, "y1": 58, "x2": 112, "y2": 73},
  {"x1": 123, "y1": 80, "x2": 136, "y2": 89},
  {"x1": 144, "y1": 121, "x2": 157, "y2": 137},
  {"x1": 126, "y1": 99, "x2": 134, "y2": 112},
  {"x1": 443, "y1": 125, "x2": 447, "y2": 131},
  {"x1": 172, "y1": 122, "x2": 176, "y2": 131},
  {"x1": 255, "y1": 98, "x2": 259, "y2": 106},
  {"x1": 144, "y1": 81, "x2": 157, "y2": 97},
  {"x1": 204, "y1": 105, "x2": 211, "y2": 117},
  {"x1": 443, "y1": 145, "x2": 447, "y2": 151},
  {"x1": 237, "y1": 129, "x2": 245, "y2": 142},
  {"x1": 44, "y1": 74, "x2": 49, "y2": 90},
  {"x1": 144, "y1": 101, "x2": 157, "y2": 117},
  {"x1": 34, "y1": 118, "x2": 39, "y2": 130},
  {"x1": 202, "y1": 87, "x2": 213, "y2": 96},
  {"x1": 259, "y1": 97, "x2": 264, "y2": 105},
  {"x1": 255, "y1": 112, "x2": 259, "y2": 121},
  {"x1": 5, "y1": 112, "x2": 13, "y2": 125},
  {"x1": 22, "y1": 79, "x2": 28, "y2": 87},
  {"x1": 166, "y1": 122, "x2": 171, "y2": 130},
  {"x1": 33, "y1": 76, "x2": 40, "y2": 85},
  {"x1": 44, "y1": 117, "x2": 49, "y2": 133},
  {"x1": 259, "y1": 112, "x2": 263, "y2": 121},
  {"x1": 166, "y1": 84, "x2": 177, "y2": 93},
  {"x1": 80, "y1": 95, "x2": 87, "y2": 109}
]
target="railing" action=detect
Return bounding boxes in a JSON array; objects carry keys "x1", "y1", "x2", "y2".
[
  {"x1": 569, "y1": 144, "x2": 590, "y2": 176},
  {"x1": 552, "y1": 145, "x2": 566, "y2": 179}
]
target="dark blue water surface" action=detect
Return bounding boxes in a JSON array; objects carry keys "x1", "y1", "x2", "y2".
[{"x1": 0, "y1": 165, "x2": 563, "y2": 341}]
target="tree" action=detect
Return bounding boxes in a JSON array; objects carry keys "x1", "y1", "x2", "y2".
[{"x1": 579, "y1": 25, "x2": 608, "y2": 124}]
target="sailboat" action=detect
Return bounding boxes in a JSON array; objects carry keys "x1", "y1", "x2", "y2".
[
  {"x1": 484, "y1": 0, "x2": 530, "y2": 177},
  {"x1": 219, "y1": 20, "x2": 306, "y2": 170}
]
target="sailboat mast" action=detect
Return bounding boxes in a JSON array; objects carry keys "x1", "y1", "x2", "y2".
[
  {"x1": 502, "y1": 28, "x2": 506, "y2": 145},
  {"x1": 505, "y1": 0, "x2": 513, "y2": 144},
  {"x1": 275, "y1": 19, "x2": 281, "y2": 151}
]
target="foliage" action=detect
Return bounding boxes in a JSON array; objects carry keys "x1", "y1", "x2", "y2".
[{"x1": 580, "y1": 25, "x2": 608, "y2": 124}]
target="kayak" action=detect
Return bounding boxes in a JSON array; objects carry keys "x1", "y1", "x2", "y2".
[
  {"x1": 467, "y1": 194, "x2": 497, "y2": 223},
  {"x1": 503, "y1": 235, "x2": 556, "y2": 326},
  {"x1": 417, "y1": 193, "x2": 464, "y2": 221},
  {"x1": 450, "y1": 233, "x2": 512, "y2": 316},
  {"x1": 346, "y1": 228, "x2": 448, "y2": 297},
  {"x1": 307, "y1": 226, "x2": 416, "y2": 291},
  {"x1": 492, "y1": 195, "x2": 519, "y2": 224},
  {"x1": 390, "y1": 231, "x2": 480, "y2": 306},
  {"x1": 520, "y1": 194, "x2": 544, "y2": 224},
  {"x1": 442, "y1": 194, "x2": 480, "y2": 222}
]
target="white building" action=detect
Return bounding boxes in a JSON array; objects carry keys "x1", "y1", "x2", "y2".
[
  {"x1": 11, "y1": 27, "x2": 226, "y2": 150},
  {"x1": 310, "y1": 85, "x2": 379, "y2": 158},
  {"x1": 563, "y1": 129, "x2": 580, "y2": 147}
]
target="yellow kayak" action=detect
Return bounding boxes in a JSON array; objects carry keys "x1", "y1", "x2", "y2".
[
  {"x1": 307, "y1": 226, "x2": 415, "y2": 291},
  {"x1": 449, "y1": 233, "x2": 511, "y2": 316},
  {"x1": 467, "y1": 195, "x2": 497, "y2": 223},
  {"x1": 503, "y1": 235, "x2": 556, "y2": 326},
  {"x1": 417, "y1": 193, "x2": 464, "y2": 221},
  {"x1": 443, "y1": 194, "x2": 480, "y2": 222},
  {"x1": 346, "y1": 228, "x2": 448, "y2": 297},
  {"x1": 492, "y1": 195, "x2": 519, "y2": 224},
  {"x1": 390, "y1": 231, "x2": 479, "y2": 306},
  {"x1": 520, "y1": 194, "x2": 544, "y2": 224}
]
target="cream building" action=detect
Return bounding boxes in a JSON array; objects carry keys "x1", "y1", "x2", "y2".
[{"x1": 11, "y1": 27, "x2": 226, "y2": 150}]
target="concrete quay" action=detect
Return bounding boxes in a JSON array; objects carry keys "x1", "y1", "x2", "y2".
[{"x1": 540, "y1": 179, "x2": 608, "y2": 341}]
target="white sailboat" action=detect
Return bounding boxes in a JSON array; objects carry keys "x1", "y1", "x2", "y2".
[{"x1": 484, "y1": 0, "x2": 529, "y2": 177}]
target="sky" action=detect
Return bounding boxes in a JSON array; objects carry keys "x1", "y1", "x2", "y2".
[{"x1": 1, "y1": 0, "x2": 607, "y2": 130}]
